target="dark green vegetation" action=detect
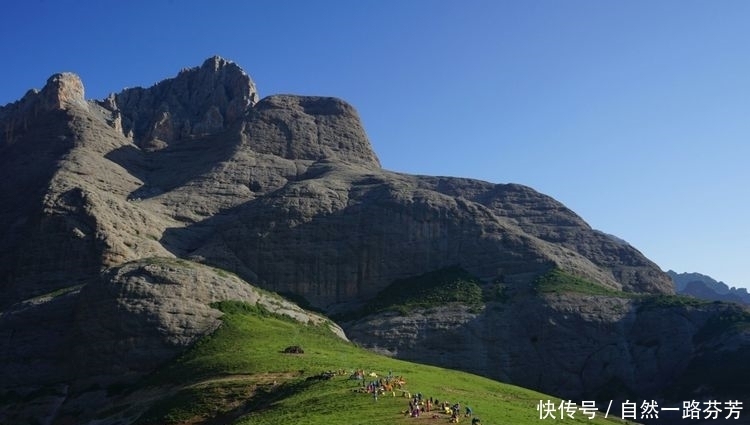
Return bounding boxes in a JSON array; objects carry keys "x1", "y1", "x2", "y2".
[
  {"x1": 534, "y1": 269, "x2": 741, "y2": 308},
  {"x1": 696, "y1": 307, "x2": 750, "y2": 340},
  {"x1": 339, "y1": 266, "x2": 485, "y2": 320},
  {"x1": 636, "y1": 293, "x2": 710, "y2": 310},
  {"x1": 534, "y1": 269, "x2": 627, "y2": 297},
  {"x1": 129, "y1": 301, "x2": 636, "y2": 425}
]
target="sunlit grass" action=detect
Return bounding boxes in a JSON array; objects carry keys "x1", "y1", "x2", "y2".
[{"x1": 135, "y1": 301, "x2": 638, "y2": 425}]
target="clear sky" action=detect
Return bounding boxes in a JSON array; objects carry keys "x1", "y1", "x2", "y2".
[{"x1": 2, "y1": 1, "x2": 748, "y2": 290}]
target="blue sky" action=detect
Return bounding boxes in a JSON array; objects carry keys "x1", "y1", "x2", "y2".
[{"x1": 2, "y1": 1, "x2": 748, "y2": 290}]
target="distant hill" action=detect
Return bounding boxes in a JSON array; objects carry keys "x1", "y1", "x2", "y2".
[{"x1": 667, "y1": 270, "x2": 750, "y2": 306}]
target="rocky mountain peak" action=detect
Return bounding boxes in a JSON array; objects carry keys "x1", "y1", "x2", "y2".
[
  {"x1": 102, "y1": 55, "x2": 259, "y2": 150},
  {"x1": 0, "y1": 72, "x2": 87, "y2": 146},
  {"x1": 242, "y1": 94, "x2": 382, "y2": 167},
  {"x1": 40, "y1": 72, "x2": 88, "y2": 111},
  {"x1": 199, "y1": 54, "x2": 234, "y2": 72}
]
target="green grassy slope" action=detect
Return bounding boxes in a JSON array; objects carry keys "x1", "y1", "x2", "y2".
[{"x1": 125, "y1": 301, "x2": 636, "y2": 425}]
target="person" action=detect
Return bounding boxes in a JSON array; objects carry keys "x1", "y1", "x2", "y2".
[
  {"x1": 471, "y1": 418, "x2": 481, "y2": 425},
  {"x1": 465, "y1": 406, "x2": 473, "y2": 417}
]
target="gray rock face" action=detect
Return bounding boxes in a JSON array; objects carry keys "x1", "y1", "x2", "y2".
[
  {"x1": 242, "y1": 95, "x2": 381, "y2": 167},
  {"x1": 346, "y1": 292, "x2": 750, "y2": 405},
  {"x1": 102, "y1": 56, "x2": 258, "y2": 149},
  {"x1": 190, "y1": 170, "x2": 553, "y2": 310},
  {"x1": 188, "y1": 171, "x2": 671, "y2": 312},
  {"x1": 0, "y1": 72, "x2": 86, "y2": 146},
  {"x1": 0, "y1": 259, "x2": 342, "y2": 423},
  {"x1": 0, "y1": 71, "x2": 87, "y2": 114},
  {"x1": 72, "y1": 259, "x2": 344, "y2": 384},
  {"x1": 41, "y1": 72, "x2": 88, "y2": 111}
]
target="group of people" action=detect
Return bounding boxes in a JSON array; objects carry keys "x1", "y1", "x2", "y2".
[
  {"x1": 352, "y1": 369, "x2": 407, "y2": 400},
  {"x1": 403, "y1": 393, "x2": 480, "y2": 423},
  {"x1": 351, "y1": 369, "x2": 482, "y2": 423}
]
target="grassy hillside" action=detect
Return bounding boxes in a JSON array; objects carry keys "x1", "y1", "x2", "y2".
[
  {"x1": 116, "y1": 301, "x2": 637, "y2": 425},
  {"x1": 534, "y1": 269, "x2": 628, "y2": 297}
]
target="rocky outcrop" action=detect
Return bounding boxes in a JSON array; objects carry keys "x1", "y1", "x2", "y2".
[
  {"x1": 0, "y1": 76, "x2": 100, "y2": 307},
  {"x1": 0, "y1": 259, "x2": 343, "y2": 423},
  {"x1": 0, "y1": 72, "x2": 87, "y2": 147},
  {"x1": 101, "y1": 56, "x2": 258, "y2": 150},
  {"x1": 242, "y1": 95, "x2": 381, "y2": 168},
  {"x1": 346, "y1": 290, "x2": 750, "y2": 408},
  {"x1": 71, "y1": 259, "x2": 344, "y2": 385},
  {"x1": 1, "y1": 71, "x2": 87, "y2": 114},
  {"x1": 0, "y1": 85, "x2": 169, "y2": 308},
  {"x1": 41, "y1": 72, "x2": 88, "y2": 111}
]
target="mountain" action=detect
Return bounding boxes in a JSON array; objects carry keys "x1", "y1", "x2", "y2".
[
  {"x1": 668, "y1": 270, "x2": 750, "y2": 306},
  {"x1": 1, "y1": 57, "x2": 748, "y2": 424}
]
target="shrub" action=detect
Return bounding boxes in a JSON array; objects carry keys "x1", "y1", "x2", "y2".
[{"x1": 282, "y1": 345, "x2": 304, "y2": 354}]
